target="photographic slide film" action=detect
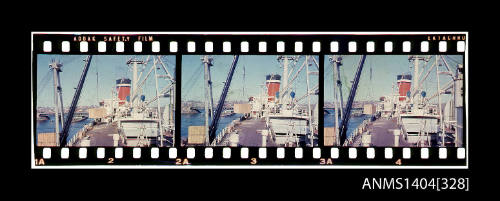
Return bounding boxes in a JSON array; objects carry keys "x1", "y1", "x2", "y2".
[{"x1": 32, "y1": 32, "x2": 468, "y2": 168}]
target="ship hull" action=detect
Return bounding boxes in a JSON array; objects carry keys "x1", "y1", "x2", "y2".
[
  {"x1": 37, "y1": 114, "x2": 51, "y2": 121},
  {"x1": 221, "y1": 112, "x2": 235, "y2": 117},
  {"x1": 72, "y1": 116, "x2": 88, "y2": 123},
  {"x1": 37, "y1": 117, "x2": 50, "y2": 121}
]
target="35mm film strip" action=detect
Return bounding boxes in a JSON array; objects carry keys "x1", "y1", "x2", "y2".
[{"x1": 32, "y1": 32, "x2": 468, "y2": 168}]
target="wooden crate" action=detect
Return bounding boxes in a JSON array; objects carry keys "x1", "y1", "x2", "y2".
[
  {"x1": 37, "y1": 132, "x2": 57, "y2": 146},
  {"x1": 188, "y1": 126, "x2": 206, "y2": 145},
  {"x1": 89, "y1": 107, "x2": 107, "y2": 118},
  {"x1": 363, "y1": 104, "x2": 376, "y2": 115},
  {"x1": 324, "y1": 127, "x2": 336, "y2": 146},
  {"x1": 234, "y1": 104, "x2": 251, "y2": 114}
]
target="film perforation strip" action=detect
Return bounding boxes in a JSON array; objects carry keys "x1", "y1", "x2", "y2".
[
  {"x1": 40, "y1": 39, "x2": 467, "y2": 54},
  {"x1": 39, "y1": 147, "x2": 466, "y2": 161},
  {"x1": 33, "y1": 32, "x2": 467, "y2": 168}
]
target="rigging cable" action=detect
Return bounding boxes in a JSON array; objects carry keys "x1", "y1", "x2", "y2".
[
  {"x1": 96, "y1": 56, "x2": 99, "y2": 104},
  {"x1": 182, "y1": 63, "x2": 204, "y2": 100},
  {"x1": 369, "y1": 57, "x2": 374, "y2": 101},
  {"x1": 444, "y1": 55, "x2": 461, "y2": 65},
  {"x1": 242, "y1": 65, "x2": 246, "y2": 100},
  {"x1": 37, "y1": 70, "x2": 52, "y2": 98}
]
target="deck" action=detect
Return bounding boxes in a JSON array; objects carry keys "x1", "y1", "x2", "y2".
[
  {"x1": 84, "y1": 123, "x2": 123, "y2": 146},
  {"x1": 368, "y1": 118, "x2": 398, "y2": 146},
  {"x1": 356, "y1": 118, "x2": 410, "y2": 147},
  {"x1": 234, "y1": 118, "x2": 276, "y2": 147}
]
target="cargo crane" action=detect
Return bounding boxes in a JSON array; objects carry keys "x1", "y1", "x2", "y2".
[
  {"x1": 338, "y1": 55, "x2": 366, "y2": 145},
  {"x1": 207, "y1": 55, "x2": 239, "y2": 144},
  {"x1": 59, "y1": 55, "x2": 93, "y2": 146}
]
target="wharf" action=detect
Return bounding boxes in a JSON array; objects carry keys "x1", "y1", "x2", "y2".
[
  {"x1": 356, "y1": 118, "x2": 410, "y2": 147},
  {"x1": 82, "y1": 122, "x2": 123, "y2": 146},
  {"x1": 234, "y1": 118, "x2": 276, "y2": 147}
]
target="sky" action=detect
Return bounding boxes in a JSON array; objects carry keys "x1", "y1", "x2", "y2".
[
  {"x1": 36, "y1": 55, "x2": 176, "y2": 107},
  {"x1": 323, "y1": 55, "x2": 464, "y2": 104},
  {"x1": 36, "y1": 54, "x2": 462, "y2": 108},
  {"x1": 181, "y1": 55, "x2": 319, "y2": 105}
]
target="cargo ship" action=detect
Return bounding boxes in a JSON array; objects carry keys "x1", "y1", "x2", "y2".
[
  {"x1": 186, "y1": 55, "x2": 319, "y2": 147},
  {"x1": 89, "y1": 58, "x2": 176, "y2": 147},
  {"x1": 72, "y1": 112, "x2": 88, "y2": 122},
  {"x1": 36, "y1": 56, "x2": 175, "y2": 147},
  {"x1": 36, "y1": 113, "x2": 50, "y2": 121},
  {"x1": 329, "y1": 55, "x2": 464, "y2": 147},
  {"x1": 221, "y1": 108, "x2": 235, "y2": 117}
]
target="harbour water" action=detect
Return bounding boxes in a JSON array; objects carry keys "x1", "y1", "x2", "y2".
[
  {"x1": 323, "y1": 109, "x2": 368, "y2": 139},
  {"x1": 181, "y1": 109, "x2": 242, "y2": 140},
  {"x1": 35, "y1": 114, "x2": 94, "y2": 144},
  {"x1": 36, "y1": 110, "x2": 365, "y2": 144}
]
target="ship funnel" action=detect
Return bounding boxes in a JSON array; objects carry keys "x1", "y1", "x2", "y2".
[
  {"x1": 116, "y1": 78, "x2": 131, "y2": 105},
  {"x1": 265, "y1": 74, "x2": 281, "y2": 102},
  {"x1": 397, "y1": 74, "x2": 412, "y2": 101}
]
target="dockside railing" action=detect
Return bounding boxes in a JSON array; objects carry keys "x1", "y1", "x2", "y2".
[
  {"x1": 67, "y1": 121, "x2": 95, "y2": 146},
  {"x1": 211, "y1": 119, "x2": 240, "y2": 146},
  {"x1": 344, "y1": 118, "x2": 372, "y2": 146}
]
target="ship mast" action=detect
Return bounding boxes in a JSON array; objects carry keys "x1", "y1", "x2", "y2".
[
  {"x1": 126, "y1": 58, "x2": 144, "y2": 108},
  {"x1": 202, "y1": 55, "x2": 214, "y2": 145},
  {"x1": 50, "y1": 60, "x2": 65, "y2": 146},
  {"x1": 133, "y1": 61, "x2": 138, "y2": 105},
  {"x1": 454, "y1": 63, "x2": 464, "y2": 147},
  {"x1": 435, "y1": 55, "x2": 446, "y2": 147},
  {"x1": 408, "y1": 55, "x2": 428, "y2": 102},
  {"x1": 282, "y1": 56, "x2": 289, "y2": 101},
  {"x1": 277, "y1": 55, "x2": 298, "y2": 103},
  {"x1": 153, "y1": 58, "x2": 164, "y2": 147},
  {"x1": 329, "y1": 55, "x2": 343, "y2": 145},
  {"x1": 414, "y1": 56, "x2": 419, "y2": 93},
  {"x1": 305, "y1": 56, "x2": 315, "y2": 146}
]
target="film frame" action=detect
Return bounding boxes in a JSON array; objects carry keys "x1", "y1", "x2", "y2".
[{"x1": 31, "y1": 32, "x2": 468, "y2": 168}]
